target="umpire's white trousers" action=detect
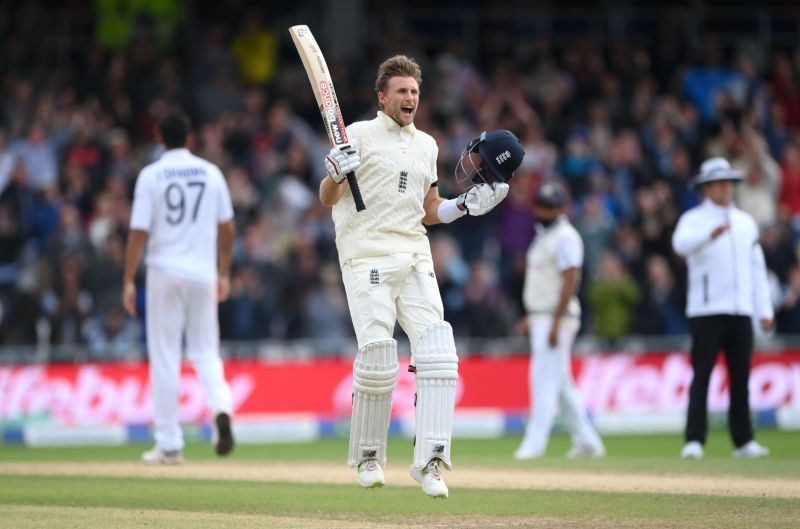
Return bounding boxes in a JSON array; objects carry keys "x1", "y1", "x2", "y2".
[
  {"x1": 146, "y1": 266, "x2": 233, "y2": 451},
  {"x1": 521, "y1": 314, "x2": 602, "y2": 454}
]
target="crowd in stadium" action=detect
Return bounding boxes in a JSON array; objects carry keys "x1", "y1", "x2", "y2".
[{"x1": 1, "y1": 3, "x2": 800, "y2": 358}]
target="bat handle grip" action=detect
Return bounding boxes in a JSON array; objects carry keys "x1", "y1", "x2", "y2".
[{"x1": 346, "y1": 171, "x2": 366, "y2": 211}]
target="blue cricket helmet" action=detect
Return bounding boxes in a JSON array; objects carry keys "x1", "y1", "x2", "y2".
[
  {"x1": 455, "y1": 129, "x2": 525, "y2": 185},
  {"x1": 478, "y1": 130, "x2": 525, "y2": 182}
]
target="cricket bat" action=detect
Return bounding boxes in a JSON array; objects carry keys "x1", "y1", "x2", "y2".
[{"x1": 289, "y1": 25, "x2": 366, "y2": 212}]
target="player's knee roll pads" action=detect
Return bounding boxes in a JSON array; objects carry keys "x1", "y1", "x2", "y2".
[
  {"x1": 413, "y1": 321, "x2": 458, "y2": 470},
  {"x1": 348, "y1": 339, "x2": 398, "y2": 468}
]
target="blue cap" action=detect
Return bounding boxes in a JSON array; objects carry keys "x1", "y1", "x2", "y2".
[{"x1": 535, "y1": 182, "x2": 567, "y2": 207}]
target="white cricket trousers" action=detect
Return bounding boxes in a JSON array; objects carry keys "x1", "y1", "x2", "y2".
[
  {"x1": 146, "y1": 266, "x2": 233, "y2": 451},
  {"x1": 340, "y1": 253, "x2": 444, "y2": 349},
  {"x1": 521, "y1": 314, "x2": 602, "y2": 454}
]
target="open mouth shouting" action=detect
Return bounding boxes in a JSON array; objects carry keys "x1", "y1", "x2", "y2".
[{"x1": 399, "y1": 103, "x2": 415, "y2": 123}]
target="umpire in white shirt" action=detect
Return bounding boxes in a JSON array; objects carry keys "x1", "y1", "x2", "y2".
[{"x1": 672, "y1": 157, "x2": 773, "y2": 459}]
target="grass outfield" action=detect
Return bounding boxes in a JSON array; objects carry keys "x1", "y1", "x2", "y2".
[{"x1": 0, "y1": 431, "x2": 799, "y2": 528}]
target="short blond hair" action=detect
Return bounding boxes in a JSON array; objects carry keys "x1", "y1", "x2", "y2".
[{"x1": 374, "y1": 55, "x2": 422, "y2": 98}]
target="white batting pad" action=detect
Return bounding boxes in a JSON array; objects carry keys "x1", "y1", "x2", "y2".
[
  {"x1": 347, "y1": 339, "x2": 399, "y2": 468},
  {"x1": 413, "y1": 321, "x2": 459, "y2": 470}
]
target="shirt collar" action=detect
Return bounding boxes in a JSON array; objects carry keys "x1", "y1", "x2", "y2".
[
  {"x1": 161, "y1": 147, "x2": 191, "y2": 158},
  {"x1": 702, "y1": 197, "x2": 734, "y2": 214},
  {"x1": 377, "y1": 111, "x2": 416, "y2": 134},
  {"x1": 535, "y1": 214, "x2": 566, "y2": 233}
]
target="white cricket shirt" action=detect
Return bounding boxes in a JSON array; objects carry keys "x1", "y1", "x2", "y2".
[
  {"x1": 130, "y1": 148, "x2": 233, "y2": 281},
  {"x1": 672, "y1": 198, "x2": 773, "y2": 319},
  {"x1": 332, "y1": 111, "x2": 438, "y2": 265},
  {"x1": 523, "y1": 215, "x2": 583, "y2": 317}
]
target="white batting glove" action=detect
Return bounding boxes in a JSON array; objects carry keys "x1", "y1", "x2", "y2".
[
  {"x1": 324, "y1": 144, "x2": 360, "y2": 183},
  {"x1": 458, "y1": 183, "x2": 510, "y2": 216}
]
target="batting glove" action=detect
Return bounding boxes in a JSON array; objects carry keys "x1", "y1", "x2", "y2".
[
  {"x1": 459, "y1": 183, "x2": 509, "y2": 216},
  {"x1": 325, "y1": 144, "x2": 360, "y2": 183}
]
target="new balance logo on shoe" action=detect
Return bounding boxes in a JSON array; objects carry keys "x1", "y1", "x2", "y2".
[
  {"x1": 409, "y1": 459, "x2": 448, "y2": 499},
  {"x1": 370, "y1": 269, "x2": 379, "y2": 285},
  {"x1": 357, "y1": 458, "x2": 385, "y2": 489}
]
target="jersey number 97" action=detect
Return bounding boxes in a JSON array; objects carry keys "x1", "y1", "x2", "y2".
[{"x1": 165, "y1": 181, "x2": 205, "y2": 225}]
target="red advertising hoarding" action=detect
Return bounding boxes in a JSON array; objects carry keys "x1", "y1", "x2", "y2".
[{"x1": 1, "y1": 352, "x2": 799, "y2": 426}]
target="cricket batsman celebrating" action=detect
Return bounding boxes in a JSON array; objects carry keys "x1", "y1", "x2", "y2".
[{"x1": 319, "y1": 55, "x2": 524, "y2": 498}]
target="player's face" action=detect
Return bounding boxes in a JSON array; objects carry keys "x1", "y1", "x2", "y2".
[
  {"x1": 379, "y1": 76, "x2": 419, "y2": 127},
  {"x1": 534, "y1": 204, "x2": 562, "y2": 223},
  {"x1": 703, "y1": 180, "x2": 735, "y2": 206}
]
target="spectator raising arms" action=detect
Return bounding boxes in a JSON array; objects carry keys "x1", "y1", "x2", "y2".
[{"x1": 1, "y1": 5, "x2": 800, "y2": 353}]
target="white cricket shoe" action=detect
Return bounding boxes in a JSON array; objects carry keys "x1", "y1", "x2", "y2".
[
  {"x1": 513, "y1": 441, "x2": 544, "y2": 460},
  {"x1": 567, "y1": 443, "x2": 606, "y2": 459},
  {"x1": 409, "y1": 458, "x2": 448, "y2": 499},
  {"x1": 357, "y1": 459, "x2": 385, "y2": 488},
  {"x1": 141, "y1": 446, "x2": 183, "y2": 465},
  {"x1": 733, "y1": 440, "x2": 769, "y2": 458},
  {"x1": 680, "y1": 441, "x2": 704, "y2": 459}
]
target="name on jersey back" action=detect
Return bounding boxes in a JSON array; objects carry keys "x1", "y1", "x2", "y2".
[{"x1": 160, "y1": 167, "x2": 207, "y2": 179}]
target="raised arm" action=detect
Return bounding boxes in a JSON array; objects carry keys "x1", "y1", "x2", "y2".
[
  {"x1": 320, "y1": 173, "x2": 347, "y2": 206},
  {"x1": 424, "y1": 183, "x2": 509, "y2": 226},
  {"x1": 320, "y1": 142, "x2": 360, "y2": 207},
  {"x1": 672, "y1": 214, "x2": 729, "y2": 257},
  {"x1": 423, "y1": 185, "x2": 449, "y2": 225}
]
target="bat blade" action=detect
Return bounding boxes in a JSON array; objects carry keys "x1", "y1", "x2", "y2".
[{"x1": 289, "y1": 25, "x2": 365, "y2": 211}]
